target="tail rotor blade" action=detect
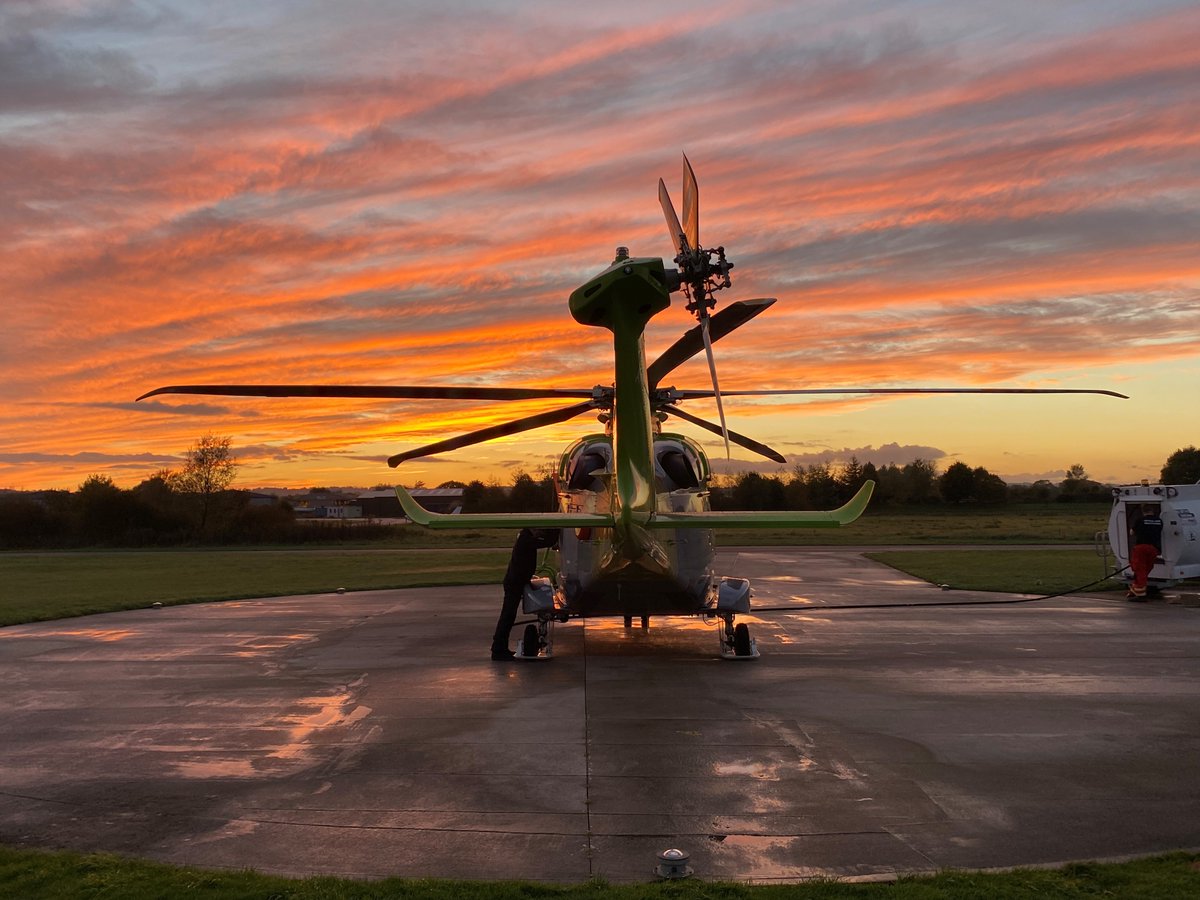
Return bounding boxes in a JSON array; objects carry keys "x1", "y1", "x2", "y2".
[
  {"x1": 387, "y1": 399, "x2": 596, "y2": 467},
  {"x1": 682, "y1": 153, "x2": 699, "y2": 253},
  {"x1": 658, "y1": 178, "x2": 685, "y2": 258}
]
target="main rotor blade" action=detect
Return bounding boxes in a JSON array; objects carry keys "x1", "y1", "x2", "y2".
[
  {"x1": 682, "y1": 153, "x2": 699, "y2": 253},
  {"x1": 700, "y1": 318, "x2": 731, "y2": 459},
  {"x1": 387, "y1": 399, "x2": 598, "y2": 467},
  {"x1": 662, "y1": 404, "x2": 786, "y2": 464},
  {"x1": 672, "y1": 387, "x2": 1130, "y2": 400},
  {"x1": 647, "y1": 298, "x2": 776, "y2": 388},
  {"x1": 658, "y1": 177, "x2": 685, "y2": 258},
  {"x1": 138, "y1": 384, "x2": 596, "y2": 402}
]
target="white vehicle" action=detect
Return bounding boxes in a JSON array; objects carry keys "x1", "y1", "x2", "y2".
[{"x1": 1108, "y1": 484, "x2": 1200, "y2": 589}]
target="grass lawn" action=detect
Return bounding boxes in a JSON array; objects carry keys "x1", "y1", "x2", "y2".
[
  {"x1": 0, "y1": 549, "x2": 510, "y2": 626},
  {"x1": 1, "y1": 845, "x2": 1197, "y2": 898},
  {"x1": 868, "y1": 547, "x2": 1123, "y2": 595}
]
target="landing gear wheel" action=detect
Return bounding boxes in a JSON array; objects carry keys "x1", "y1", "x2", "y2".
[
  {"x1": 719, "y1": 614, "x2": 759, "y2": 659},
  {"x1": 521, "y1": 623, "x2": 540, "y2": 658},
  {"x1": 733, "y1": 622, "x2": 752, "y2": 657}
]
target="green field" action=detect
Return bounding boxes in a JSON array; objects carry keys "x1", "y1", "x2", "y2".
[
  {"x1": 0, "y1": 549, "x2": 510, "y2": 626},
  {"x1": 869, "y1": 547, "x2": 1122, "y2": 595},
  {"x1": 1, "y1": 844, "x2": 1196, "y2": 898}
]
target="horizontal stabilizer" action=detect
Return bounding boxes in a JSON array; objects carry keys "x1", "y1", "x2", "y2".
[
  {"x1": 395, "y1": 485, "x2": 612, "y2": 530},
  {"x1": 649, "y1": 481, "x2": 874, "y2": 529}
]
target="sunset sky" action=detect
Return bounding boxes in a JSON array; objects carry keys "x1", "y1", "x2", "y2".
[{"x1": 2, "y1": 1, "x2": 1198, "y2": 492}]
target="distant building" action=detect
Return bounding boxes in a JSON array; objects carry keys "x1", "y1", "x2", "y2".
[
  {"x1": 290, "y1": 490, "x2": 362, "y2": 519},
  {"x1": 356, "y1": 488, "x2": 463, "y2": 519}
]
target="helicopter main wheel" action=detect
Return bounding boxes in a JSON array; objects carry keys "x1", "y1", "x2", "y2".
[
  {"x1": 521, "y1": 623, "x2": 540, "y2": 658},
  {"x1": 733, "y1": 622, "x2": 752, "y2": 657}
]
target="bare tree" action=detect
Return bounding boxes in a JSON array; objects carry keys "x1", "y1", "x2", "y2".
[{"x1": 172, "y1": 434, "x2": 237, "y2": 534}]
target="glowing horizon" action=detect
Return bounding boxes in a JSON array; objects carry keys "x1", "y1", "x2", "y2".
[{"x1": 2, "y1": 2, "x2": 1198, "y2": 493}]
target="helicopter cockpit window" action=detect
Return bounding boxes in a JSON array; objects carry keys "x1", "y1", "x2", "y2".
[
  {"x1": 568, "y1": 449, "x2": 609, "y2": 492},
  {"x1": 656, "y1": 447, "x2": 699, "y2": 491}
]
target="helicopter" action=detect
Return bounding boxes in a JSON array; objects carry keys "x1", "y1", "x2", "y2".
[{"x1": 139, "y1": 155, "x2": 1126, "y2": 660}]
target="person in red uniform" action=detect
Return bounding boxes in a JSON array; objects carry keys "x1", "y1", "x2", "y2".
[{"x1": 1127, "y1": 504, "x2": 1163, "y2": 601}]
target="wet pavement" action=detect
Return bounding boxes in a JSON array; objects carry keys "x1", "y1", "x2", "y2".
[{"x1": 1, "y1": 547, "x2": 1198, "y2": 883}]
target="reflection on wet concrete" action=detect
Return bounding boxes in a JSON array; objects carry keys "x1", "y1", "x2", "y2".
[
  {"x1": 0, "y1": 551, "x2": 1198, "y2": 883},
  {"x1": 272, "y1": 688, "x2": 373, "y2": 762},
  {"x1": 0, "y1": 626, "x2": 137, "y2": 642}
]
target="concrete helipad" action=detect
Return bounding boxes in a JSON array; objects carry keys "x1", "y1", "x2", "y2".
[{"x1": 1, "y1": 547, "x2": 1198, "y2": 882}]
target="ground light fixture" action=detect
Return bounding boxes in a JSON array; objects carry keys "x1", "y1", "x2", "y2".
[{"x1": 656, "y1": 847, "x2": 693, "y2": 878}]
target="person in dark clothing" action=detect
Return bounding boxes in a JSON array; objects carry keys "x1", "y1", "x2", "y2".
[
  {"x1": 492, "y1": 528, "x2": 560, "y2": 659},
  {"x1": 1128, "y1": 504, "x2": 1163, "y2": 600}
]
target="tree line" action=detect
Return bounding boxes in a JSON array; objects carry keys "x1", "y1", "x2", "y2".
[
  {"x1": 707, "y1": 458, "x2": 1097, "y2": 511},
  {"x1": 2, "y1": 435, "x2": 306, "y2": 549},
  {"x1": 4, "y1": 441, "x2": 1197, "y2": 549}
]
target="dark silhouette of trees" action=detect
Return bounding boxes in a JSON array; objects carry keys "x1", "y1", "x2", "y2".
[
  {"x1": 1058, "y1": 462, "x2": 1106, "y2": 502},
  {"x1": 802, "y1": 463, "x2": 841, "y2": 508},
  {"x1": 508, "y1": 471, "x2": 555, "y2": 511},
  {"x1": 903, "y1": 459, "x2": 939, "y2": 504},
  {"x1": 972, "y1": 466, "x2": 1008, "y2": 504},
  {"x1": 938, "y1": 462, "x2": 1007, "y2": 504},
  {"x1": 732, "y1": 472, "x2": 786, "y2": 510},
  {"x1": 1009, "y1": 479, "x2": 1055, "y2": 503},
  {"x1": 1161, "y1": 446, "x2": 1200, "y2": 484},
  {"x1": 75, "y1": 474, "x2": 138, "y2": 544},
  {"x1": 460, "y1": 471, "x2": 555, "y2": 513},
  {"x1": 938, "y1": 462, "x2": 976, "y2": 503},
  {"x1": 0, "y1": 492, "x2": 66, "y2": 547}
]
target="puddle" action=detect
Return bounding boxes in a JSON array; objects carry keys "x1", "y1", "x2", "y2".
[
  {"x1": 171, "y1": 757, "x2": 258, "y2": 778},
  {"x1": 712, "y1": 760, "x2": 778, "y2": 779}
]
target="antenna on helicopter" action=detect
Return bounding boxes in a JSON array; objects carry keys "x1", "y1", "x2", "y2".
[{"x1": 659, "y1": 154, "x2": 734, "y2": 457}]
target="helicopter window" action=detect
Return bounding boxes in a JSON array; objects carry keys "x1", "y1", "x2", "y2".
[
  {"x1": 657, "y1": 448, "x2": 699, "y2": 490},
  {"x1": 568, "y1": 450, "x2": 608, "y2": 492}
]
